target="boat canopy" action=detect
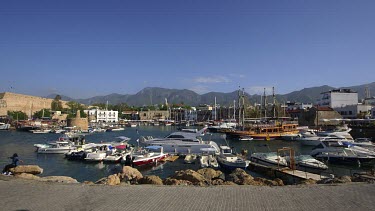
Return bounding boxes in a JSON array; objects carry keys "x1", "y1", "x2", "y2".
[
  {"x1": 116, "y1": 136, "x2": 131, "y2": 141},
  {"x1": 200, "y1": 148, "x2": 217, "y2": 152},
  {"x1": 145, "y1": 146, "x2": 163, "y2": 150}
]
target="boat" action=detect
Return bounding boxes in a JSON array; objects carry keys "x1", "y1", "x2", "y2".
[
  {"x1": 310, "y1": 140, "x2": 375, "y2": 166},
  {"x1": 34, "y1": 141, "x2": 75, "y2": 154},
  {"x1": 285, "y1": 155, "x2": 328, "y2": 172},
  {"x1": 208, "y1": 122, "x2": 237, "y2": 133},
  {"x1": 65, "y1": 150, "x2": 88, "y2": 161},
  {"x1": 280, "y1": 133, "x2": 300, "y2": 141},
  {"x1": 250, "y1": 152, "x2": 288, "y2": 167},
  {"x1": 0, "y1": 123, "x2": 10, "y2": 130},
  {"x1": 103, "y1": 151, "x2": 126, "y2": 163},
  {"x1": 184, "y1": 154, "x2": 197, "y2": 164},
  {"x1": 297, "y1": 134, "x2": 351, "y2": 146},
  {"x1": 238, "y1": 136, "x2": 254, "y2": 141},
  {"x1": 199, "y1": 148, "x2": 219, "y2": 168},
  {"x1": 99, "y1": 136, "x2": 132, "y2": 149},
  {"x1": 139, "y1": 127, "x2": 220, "y2": 155},
  {"x1": 85, "y1": 151, "x2": 107, "y2": 162},
  {"x1": 129, "y1": 146, "x2": 168, "y2": 166},
  {"x1": 225, "y1": 123, "x2": 299, "y2": 141},
  {"x1": 216, "y1": 145, "x2": 250, "y2": 170},
  {"x1": 31, "y1": 129, "x2": 51, "y2": 134}
]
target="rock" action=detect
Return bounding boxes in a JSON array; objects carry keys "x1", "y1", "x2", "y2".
[
  {"x1": 107, "y1": 174, "x2": 121, "y2": 186},
  {"x1": 40, "y1": 176, "x2": 79, "y2": 183},
  {"x1": 197, "y1": 168, "x2": 224, "y2": 181},
  {"x1": 139, "y1": 175, "x2": 163, "y2": 185},
  {"x1": 226, "y1": 168, "x2": 254, "y2": 185},
  {"x1": 274, "y1": 178, "x2": 284, "y2": 186},
  {"x1": 317, "y1": 178, "x2": 333, "y2": 184},
  {"x1": 163, "y1": 178, "x2": 193, "y2": 186},
  {"x1": 223, "y1": 181, "x2": 237, "y2": 185},
  {"x1": 10, "y1": 165, "x2": 43, "y2": 175},
  {"x1": 120, "y1": 166, "x2": 143, "y2": 183},
  {"x1": 14, "y1": 173, "x2": 40, "y2": 180},
  {"x1": 211, "y1": 179, "x2": 226, "y2": 186},
  {"x1": 300, "y1": 178, "x2": 317, "y2": 185},
  {"x1": 171, "y1": 169, "x2": 208, "y2": 185},
  {"x1": 83, "y1": 181, "x2": 95, "y2": 185},
  {"x1": 333, "y1": 176, "x2": 352, "y2": 184}
]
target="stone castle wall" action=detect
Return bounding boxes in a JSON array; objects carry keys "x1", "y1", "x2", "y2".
[{"x1": 0, "y1": 92, "x2": 69, "y2": 117}]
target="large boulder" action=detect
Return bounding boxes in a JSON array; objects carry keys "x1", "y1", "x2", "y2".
[
  {"x1": 106, "y1": 174, "x2": 121, "y2": 186},
  {"x1": 14, "y1": 173, "x2": 41, "y2": 180},
  {"x1": 120, "y1": 166, "x2": 143, "y2": 183},
  {"x1": 163, "y1": 178, "x2": 193, "y2": 186},
  {"x1": 139, "y1": 175, "x2": 163, "y2": 185},
  {"x1": 10, "y1": 165, "x2": 43, "y2": 175},
  {"x1": 171, "y1": 169, "x2": 208, "y2": 185},
  {"x1": 333, "y1": 176, "x2": 352, "y2": 184},
  {"x1": 40, "y1": 176, "x2": 79, "y2": 183},
  {"x1": 197, "y1": 168, "x2": 225, "y2": 181},
  {"x1": 226, "y1": 168, "x2": 254, "y2": 185},
  {"x1": 299, "y1": 178, "x2": 317, "y2": 185}
]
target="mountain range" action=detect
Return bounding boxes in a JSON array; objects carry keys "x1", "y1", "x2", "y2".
[{"x1": 46, "y1": 82, "x2": 375, "y2": 107}]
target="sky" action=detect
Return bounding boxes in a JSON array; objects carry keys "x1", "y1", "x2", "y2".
[{"x1": 1, "y1": 0, "x2": 374, "y2": 99}]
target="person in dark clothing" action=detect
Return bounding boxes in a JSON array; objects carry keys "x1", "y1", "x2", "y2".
[{"x1": 2, "y1": 153, "x2": 22, "y2": 175}]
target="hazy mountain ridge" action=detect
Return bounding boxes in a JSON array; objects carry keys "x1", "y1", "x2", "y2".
[{"x1": 45, "y1": 82, "x2": 375, "y2": 106}]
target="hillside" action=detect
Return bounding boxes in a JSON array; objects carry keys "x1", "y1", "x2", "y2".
[{"x1": 44, "y1": 82, "x2": 375, "y2": 106}]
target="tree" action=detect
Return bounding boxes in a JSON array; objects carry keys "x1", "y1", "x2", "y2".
[
  {"x1": 51, "y1": 95, "x2": 63, "y2": 111},
  {"x1": 7, "y1": 111, "x2": 28, "y2": 121},
  {"x1": 33, "y1": 109, "x2": 51, "y2": 119},
  {"x1": 65, "y1": 101, "x2": 87, "y2": 118}
]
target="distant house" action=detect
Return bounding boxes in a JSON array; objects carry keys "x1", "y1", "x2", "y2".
[{"x1": 84, "y1": 109, "x2": 118, "y2": 123}]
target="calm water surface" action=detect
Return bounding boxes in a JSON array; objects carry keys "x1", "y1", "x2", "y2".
[{"x1": 0, "y1": 126, "x2": 368, "y2": 182}]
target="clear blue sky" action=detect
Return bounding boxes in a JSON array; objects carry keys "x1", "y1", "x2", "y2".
[{"x1": 1, "y1": 0, "x2": 374, "y2": 98}]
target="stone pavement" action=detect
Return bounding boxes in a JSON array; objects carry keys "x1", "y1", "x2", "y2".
[{"x1": 1, "y1": 179, "x2": 375, "y2": 211}]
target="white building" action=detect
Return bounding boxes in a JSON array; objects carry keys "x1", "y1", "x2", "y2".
[
  {"x1": 334, "y1": 104, "x2": 373, "y2": 119},
  {"x1": 318, "y1": 89, "x2": 358, "y2": 108},
  {"x1": 84, "y1": 109, "x2": 118, "y2": 123}
]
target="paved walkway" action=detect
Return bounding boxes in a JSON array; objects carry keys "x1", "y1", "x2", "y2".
[{"x1": 1, "y1": 179, "x2": 375, "y2": 211}]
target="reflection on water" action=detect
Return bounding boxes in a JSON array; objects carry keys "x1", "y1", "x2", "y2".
[{"x1": 0, "y1": 126, "x2": 373, "y2": 182}]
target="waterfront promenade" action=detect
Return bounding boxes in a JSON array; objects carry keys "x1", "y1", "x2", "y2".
[{"x1": 1, "y1": 178, "x2": 374, "y2": 211}]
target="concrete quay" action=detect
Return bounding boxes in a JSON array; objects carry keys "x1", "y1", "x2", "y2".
[{"x1": 1, "y1": 179, "x2": 375, "y2": 211}]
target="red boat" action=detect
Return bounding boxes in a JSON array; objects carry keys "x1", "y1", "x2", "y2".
[{"x1": 132, "y1": 146, "x2": 168, "y2": 166}]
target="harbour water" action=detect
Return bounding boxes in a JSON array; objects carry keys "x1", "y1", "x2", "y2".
[{"x1": 0, "y1": 126, "x2": 370, "y2": 182}]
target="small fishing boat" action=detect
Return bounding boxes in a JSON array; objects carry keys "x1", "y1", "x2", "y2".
[
  {"x1": 85, "y1": 151, "x2": 107, "y2": 162},
  {"x1": 184, "y1": 154, "x2": 197, "y2": 164},
  {"x1": 216, "y1": 146, "x2": 250, "y2": 170},
  {"x1": 199, "y1": 148, "x2": 219, "y2": 168},
  {"x1": 130, "y1": 146, "x2": 168, "y2": 166}
]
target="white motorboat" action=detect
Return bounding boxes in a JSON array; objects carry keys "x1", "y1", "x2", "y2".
[
  {"x1": 34, "y1": 141, "x2": 75, "y2": 154},
  {"x1": 280, "y1": 133, "x2": 300, "y2": 141},
  {"x1": 297, "y1": 134, "x2": 351, "y2": 146},
  {"x1": 85, "y1": 150, "x2": 108, "y2": 162},
  {"x1": 200, "y1": 154, "x2": 219, "y2": 168},
  {"x1": 310, "y1": 140, "x2": 375, "y2": 166},
  {"x1": 126, "y1": 146, "x2": 168, "y2": 166},
  {"x1": 140, "y1": 127, "x2": 220, "y2": 155},
  {"x1": 184, "y1": 154, "x2": 197, "y2": 164},
  {"x1": 103, "y1": 152, "x2": 125, "y2": 163},
  {"x1": 238, "y1": 136, "x2": 254, "y2": 141},
  {"x1": 0, "y1": 123, "x2": 10, "y2": 130},
  {"x1": 216, "y1": 146, "x2": 250, "y2": 170},
  {"x1": 31, "y1": 129, "x2": 51, "y2": 134},
  {"x1": 285, "y1": 155, "x2": 328, "y2": 171},
  {"x1": 250, "y1": 152, "x2": 288, "y2": 167}
]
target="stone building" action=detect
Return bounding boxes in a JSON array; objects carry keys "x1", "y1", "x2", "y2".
[
  {"x1": 294, "y1": 106, "x2": 343, "y2": 126},
  {"x1": 67, "y1": 110, "x2": 88, "y2": 131},
  {"x1": 0, "y1": 92, "x2": 68, "y2": 118},
  {"x1": 139, "y1": 110, "x2": 170, "y2": 121}
]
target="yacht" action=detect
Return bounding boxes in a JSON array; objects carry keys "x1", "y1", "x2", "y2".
[
  {"x1": 140, "y1": 127, "x2": 220, "y2": 155},
  {"x1": 216, "y1": 145, "x2": 250, "y2": 170},
  {"x1": 310, "y1": 140, "x2": 375, "y2": 166},
  {"x1": 250, "y1": 152, "x2": 288, "y2": 167},
  {"x1": 285, "y1": 155, "x2": 328, "y2": 172}
]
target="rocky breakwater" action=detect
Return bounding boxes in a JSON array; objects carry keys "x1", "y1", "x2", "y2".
[
  {"x1": 95, "y1": 167, "x2": 286, "y2": 186},
  {"x1": 0, "y1": 165, "x2": 78, "y2": 184}
]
